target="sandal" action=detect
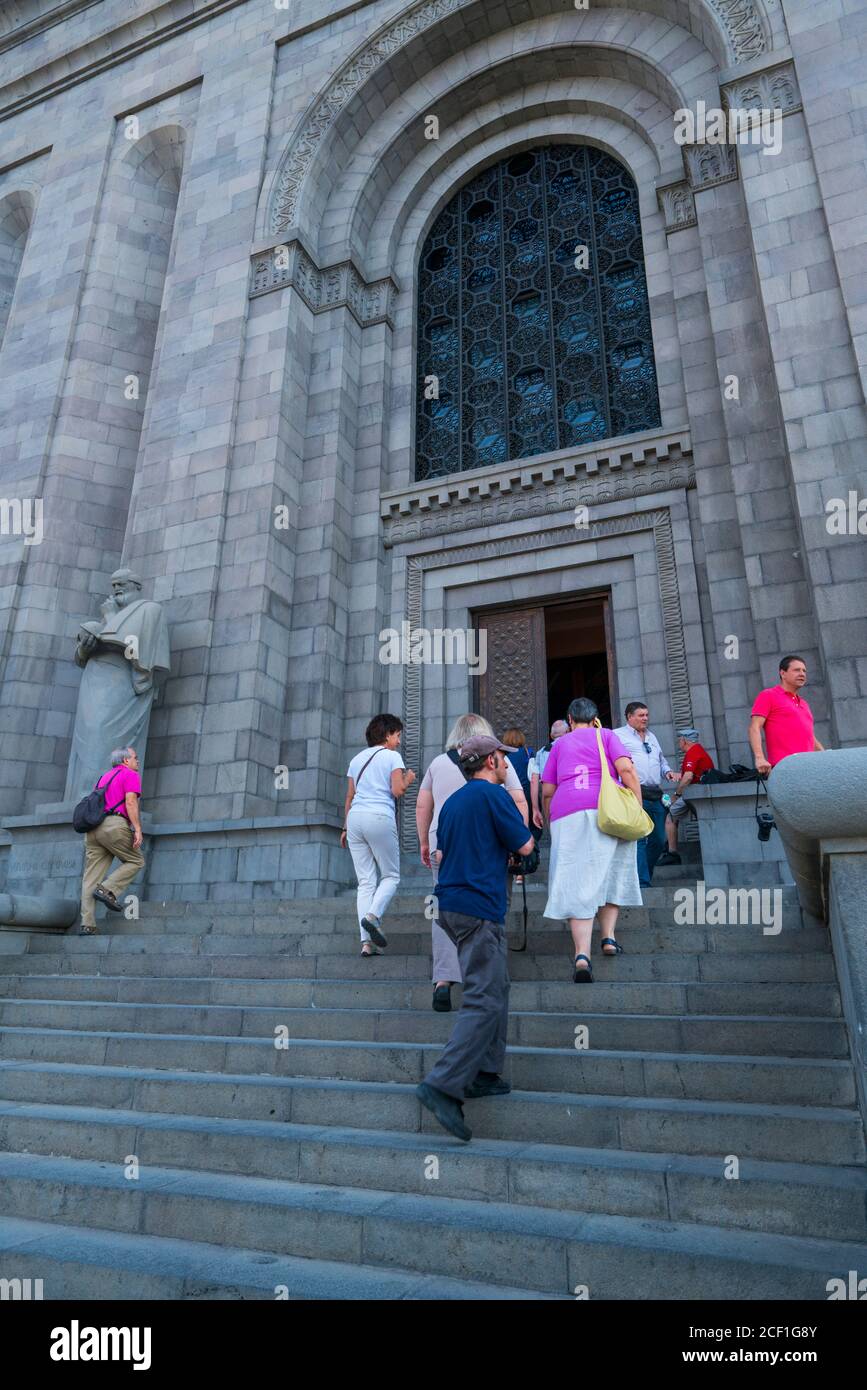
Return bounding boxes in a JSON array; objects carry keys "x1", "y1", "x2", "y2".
[
  {"x1": 78, "y1": 926, "x2": 98, "y2": 936},
  {"x1": 601, "y1": 938, "x2": 624, "y2": 956},
  {"x1": 360, "y1": 943, "x2": 378, "y2": 957},
  {"x1": 573, "y1": 953, "x2": 593, "y2": 984}
]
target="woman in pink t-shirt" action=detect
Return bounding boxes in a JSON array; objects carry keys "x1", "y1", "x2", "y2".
[{"x1": 542, "y1": 698, "x2": 643, "y2": 983}]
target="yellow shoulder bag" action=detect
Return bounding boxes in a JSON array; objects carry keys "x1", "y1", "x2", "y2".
[{"x1": 593, "y1": 719, "x2": 654, "y2": 841}]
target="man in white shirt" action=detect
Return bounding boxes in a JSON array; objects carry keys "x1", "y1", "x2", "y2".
[
  {"x1": 613, "y1": 701, "x2": 677, "y2": 886},
  {"x1": 529, "y1": 719, "x2": 568, "y2": 830}
]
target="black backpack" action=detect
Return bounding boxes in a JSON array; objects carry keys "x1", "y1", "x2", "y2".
[
  {"x1": 72, "y1": 768, "x2": 126, "y2": 833},
  {"x1": 700, "y1": 763, "x2": 759, "y2": 785}
]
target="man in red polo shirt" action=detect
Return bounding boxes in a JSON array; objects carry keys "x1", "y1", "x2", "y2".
[
  {"x1": 657, "y1": 727, "x2": 714, "y2": 866},
  {"x1": 749, "y1": 655, "x2": 824, "y2": 776}
]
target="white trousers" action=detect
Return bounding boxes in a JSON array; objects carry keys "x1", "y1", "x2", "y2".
[
  {"x1": 430, "y1": 860, "x2": 461, "y2": 985},
  {"x1": 347, "y1": 806, "x2": 401, "y2": 941}
]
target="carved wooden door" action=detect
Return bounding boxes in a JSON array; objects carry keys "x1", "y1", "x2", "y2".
[{"x1": 474, "y1": 606, "x2": 547, "y2": 750}]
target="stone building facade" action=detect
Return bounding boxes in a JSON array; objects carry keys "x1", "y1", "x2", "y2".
[{"x1": 0, "y1": 0, "x2": 865, "y2": 900}]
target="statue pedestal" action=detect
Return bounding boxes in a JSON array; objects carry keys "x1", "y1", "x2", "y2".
[
  {"x1": 1, "y1": 805, "x2": 153, "y2": 899},
  {"x1": 2, "y1": 808, "x2": 84, "y2": 898}
]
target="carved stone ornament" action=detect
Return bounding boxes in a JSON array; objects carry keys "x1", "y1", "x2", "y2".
[
  {"x1": 269, "y1": 0, "x2": 769, "y2": 234},
  {"x1": 706, "y1": 0, "x2": 768, "y2": 61},
  {"x1": 683, "y1": 142, "x2": 739, "y2": 193},
  {"x1": 722, "y1": 61, "x2": 802, "y2": 117},
  {"x1": 249, "y1": 241, "x2": 398, "y2": 328},
  {"x1": 381, "y1": 429, "x2": 694, "y2": 547},
  {"x1": 657, "y1": 181, "x2": 697, "y2": 233}
]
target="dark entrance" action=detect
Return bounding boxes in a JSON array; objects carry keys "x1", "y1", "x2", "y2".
[
  {"x1": 474, "y1": 593, "x2": 615, "y2": 748},
  {"x1": 544, "y1": 598, "x2": 614, "y2": 730}
]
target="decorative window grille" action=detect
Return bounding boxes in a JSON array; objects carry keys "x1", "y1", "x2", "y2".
[{"x1": 415, "y1": 145, "x2": 661, "y2": 480}]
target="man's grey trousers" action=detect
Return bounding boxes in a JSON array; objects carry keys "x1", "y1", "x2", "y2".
[{"x1": 424, "y1": 909, "x2": 510, "y2": 1100}]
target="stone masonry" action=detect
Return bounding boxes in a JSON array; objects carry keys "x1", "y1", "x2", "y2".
[{"x1": 0, "y1": 0, "x2": 865, "y2": 900}]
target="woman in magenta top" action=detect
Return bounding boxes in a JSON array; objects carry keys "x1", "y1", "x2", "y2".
[{"x1": 542, "y1": 697, "x2": 643, "y2": 983}]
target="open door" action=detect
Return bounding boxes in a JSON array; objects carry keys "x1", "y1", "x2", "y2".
[
  {"x1": 474, "y1": 593, "x2": 616, "y2": 745},
  {"x1": 474, "y1": 606, "x2": 548, "y2": 749}
]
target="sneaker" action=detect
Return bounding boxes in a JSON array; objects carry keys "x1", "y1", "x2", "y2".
[
  {"x1": 360, "y1": 914, "x2": 387, "y2": 948},
  {"x1": 432, "y1": 984, "x2": 452, "y2": 1012},
  {"x1": 655, "y1": 851, "x2": 682, "y2": 867},
  {"x1": 464, "y1": 1071, "x2": 511, "y2": 1099},
  {"x1": 92, "y1": 885, "x2": 123, "y2": 913},
  {"x1": 416, "y1": 1082, "x2": 471, "y2": 1141}
]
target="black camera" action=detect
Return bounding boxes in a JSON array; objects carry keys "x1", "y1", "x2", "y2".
[
  {"x1": 756, "y1": 810, "x2": 775, "y2": 842},
  {"x1": 509, "y1": 847, "x2": 540, "y2": 875}
]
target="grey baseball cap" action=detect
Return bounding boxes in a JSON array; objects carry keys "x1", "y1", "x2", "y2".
[
  {"x1": 457, "y1": 734, "x2": 511, "y2": 765},
  {"x1": 677, "y1": 728, "x2": 700, "y2": 740}
]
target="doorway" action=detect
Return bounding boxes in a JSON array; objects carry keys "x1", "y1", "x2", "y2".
[
  {"x1": 544, "y1": 598, "x2": 614, "y2": 730},
  {"x1": 474, "y1": 593, "x2": 615, "y2": 748}
]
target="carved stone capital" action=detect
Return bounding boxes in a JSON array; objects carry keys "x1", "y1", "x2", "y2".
[
  {"x1": 249, "y1": 242, "x2": 398, "y2": 328},
  {"x1": 683, "y1": 142, "x2": 739, "y2": 193},
  {"x1": 657, "y1": 181, "x2": 697, "y2": 234},
  {"x1": 722, "y1": 60, "x2": 802, "y2": 117}
]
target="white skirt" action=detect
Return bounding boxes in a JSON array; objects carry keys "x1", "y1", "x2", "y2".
[{"x1": 544, "y1": 809, "x2": 642, "y2": 921}]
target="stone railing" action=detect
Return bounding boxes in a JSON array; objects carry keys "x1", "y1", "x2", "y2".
[{"x1": 768, "y1": 748, "x2": 867, "y2": 1135}]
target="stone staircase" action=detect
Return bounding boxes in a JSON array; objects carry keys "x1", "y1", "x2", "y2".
[{"x1": 0, "y1": 884, "x2": 865, "y2": 1300}]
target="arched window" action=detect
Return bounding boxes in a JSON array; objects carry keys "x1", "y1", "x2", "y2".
[{"x1": 415, "y1": 145, "x2": 661, "y2": 481}]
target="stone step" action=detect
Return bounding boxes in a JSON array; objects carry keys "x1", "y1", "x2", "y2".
[
  {"x1": 0, "y1": 1153, "x2": 862, "y2": 1299},
  {"x1": 0, "y1": 992, "x2": 847, "y2": 1055},
  {"x1": 149, "y1": 925, "x2": 828, "y2": 953},
  {"x1": 137, "y1": 885, "x2": 805, "y2": 916},
  {"x1": 3, "y1": 914, "x2": 817, "y2": 947},
  {"x1": 0, "y1": 944, "x2": 837, "y2": 982},
  {"x1": 0, "y1": 1061, "x2": 862, "y2": 1164},
  {"x1": 0, "y1": 967, "x2": 842, "y2": 1014},
  {"x1": 0, "y1": 1022, "x2": 854, "y2": 1105},
  {"x1": 0, "y1": 1214, "x2": 563, "y2": 1300},
  {"x1": 80, "y1": 905, "x2": 808, "y2": 934},
  {"x1": 1, "y1": 1100, "x2": 863, "y2": 1244},
  {"x1": 11, "y1": 904, "x2": 809, "y2": 938}
]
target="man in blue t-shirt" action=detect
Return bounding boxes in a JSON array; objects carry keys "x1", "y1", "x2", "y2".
[{"x1": 416, "y1": 735, "x2": 534, "y2": 1142}]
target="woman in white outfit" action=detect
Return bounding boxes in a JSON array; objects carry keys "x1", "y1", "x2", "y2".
[
  {"x1": 341, "y1": 713, "x2": 416, "y2": 956},
  {"x1": 416, "y1": 713, "x2": 529, "y2": 1010},
  {"x1": 542, "y1": 697, "x2": 643, "y2": 984}
]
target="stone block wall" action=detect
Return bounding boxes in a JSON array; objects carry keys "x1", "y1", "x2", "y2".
[{"x1": 0, "y1": 0, "x2": 863, "y2": 897}]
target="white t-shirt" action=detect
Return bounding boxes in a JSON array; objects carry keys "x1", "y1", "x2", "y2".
[
  {"x1": 527, "y1": 747, "x2": 551, "y2": 781},
  {"x1": 419, "y1": 751, "x2": 524, "y2": 852},
  {"x1": 347, "y1": 746, "x2": 405, "y2": 815}
]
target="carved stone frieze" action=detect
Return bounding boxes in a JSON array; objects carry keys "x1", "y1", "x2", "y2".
[
  {"x1": 269, "y1": 0, "x2": 770, "y2": 234},
  {"x1": 271, "y1": 0, "x2": 467, "y2": 233},
  {"x1": 707, "y1": 0, "x2": 768, "y2": 61},
  {"x1": 382, "y1": 431, "x2": 693, "y2": 547},
  {"x1": 249, "y1": 241, "x2": 397, "y2": 327}
]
